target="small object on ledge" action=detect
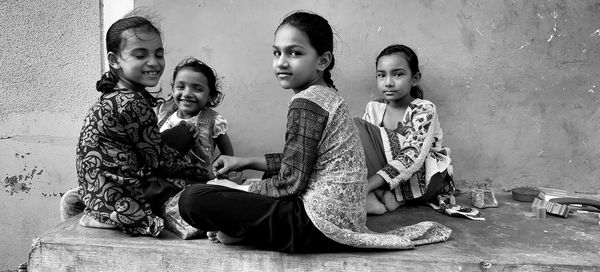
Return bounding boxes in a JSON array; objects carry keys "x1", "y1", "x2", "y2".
[
  {"x1": 532, "y1": 187, "x2": 600, "y2": 218},
  {"x1": 511, "y1": 187, "x2": 539, "y2": 202},
  {"x1": 536, "y1": 205, "x2": 547, "y2": 218},
  {"x1": 470, "y1": 189, "x2": 499, "y2": 209}
]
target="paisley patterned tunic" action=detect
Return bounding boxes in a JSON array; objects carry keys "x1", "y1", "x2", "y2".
[
  {"x1": 248, "y1": 86, "x2": 451, "y2": 249},
  {"x1": 76, "y1": 89, "x2": 207, "y2": 236},
  {"x1": 362, "y1": 98, "x2": 454, "y2": 202}
]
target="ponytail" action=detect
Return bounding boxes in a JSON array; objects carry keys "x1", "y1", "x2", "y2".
[
  {"x1": 323, "y1": 54, "x2": 336, "y2": 90},
  {"x1": 95, "y1": 68, "x2": 158, "y2": 107},
  {"x1": 411, "y1": 86, "x2": 423, "y2": 99},
  {"x1": 96, "y1": 69, "x2": 119, "y2": 93}
]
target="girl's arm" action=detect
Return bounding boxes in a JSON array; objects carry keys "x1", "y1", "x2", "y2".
[
  {"x1": 367, "y1": 174, "x2": 386, "y2": 192},
  {"x1": 213, "y1": 155, "x2": 266, "y2": 175},
  {"x1": 376, "y1": 102, "x2": 438, "y2": 190},
  {"x1": 246, "y1": 98, "x2": 327, "y2": 198},
  {"x1": 210, "y1": 155, "x2": 265, "y2": 191},
  {"x1": 215, "y1": 133, "x2": 234, "y2": 156}
]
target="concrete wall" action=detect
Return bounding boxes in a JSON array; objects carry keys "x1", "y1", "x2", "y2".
[
  {"x1": 138, "y1": 0, "x2": 600, "y2": 193},
  {"x1": 1, "y1": 0, "x2": 599, "y2": 270},
  {"x1": 0, "y1": 0, "x2": 100, "y2": 269}
]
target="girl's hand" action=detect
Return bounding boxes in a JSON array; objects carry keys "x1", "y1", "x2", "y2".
[
  {"x1": 207, "y1": 178, "x2": 250, "y2": 192},
  {"x1": 212, "y1": 155, "x2": 244, "y2": 177},
  {"x1": 180, "y1": 120, "x2": 201, "y2": 139},
  {"x1": 394, "y1": 122, "x2": 410, "y2": 136}
]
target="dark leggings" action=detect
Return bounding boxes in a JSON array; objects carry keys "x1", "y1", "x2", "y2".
[{"x1": 178, "y1": 184, "x2": 348, "y2": 253}]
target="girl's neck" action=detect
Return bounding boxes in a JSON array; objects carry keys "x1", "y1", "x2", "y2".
[
  {"x1": 177, "y1": 109, "x2": 202, "y2": 119},
  {"x1": 292, "y1": 76, "x2": 327, "y2": 94},
  {"x1": 387, "y1": 96, "x2": 415, "y2": 109},
  {"x1": 117, "y1": 79, "x2": 145, "y2": 92}
]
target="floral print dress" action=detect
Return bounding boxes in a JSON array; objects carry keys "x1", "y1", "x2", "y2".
[
  {"x1": 362, "y1": 98, "x2": 453, "y2": 202},
  {"x1": 76, "y1": 89, "x2": 207, "y2": 236}
]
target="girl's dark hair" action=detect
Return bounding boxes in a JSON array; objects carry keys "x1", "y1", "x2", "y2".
[
  {"x1": 96, "y1": 16, "x2": 161, "y2": 100},
  {"x1": 376, "y1": 44, "x2": 423, "y2": 99},
  {"x1": 277, "y1": 11, "x2": 336, "y2": 90},
  {"x1": 171, "y1": 57, "x2": 224, "y2": 108}
]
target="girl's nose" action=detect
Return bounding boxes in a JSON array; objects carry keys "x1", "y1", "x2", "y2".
[
  {"x1": 276, "y1": 55, "x2": 288, "y2": 68},
  {"x1": 385, "y1": 77, "x2": 394, "y2": 87},
  {"x1": 146, "y1": 56, "x2": 159, "y2": 67},
  {"x1": 182, "y1": 86, "x2": 194, "y2": 96}
]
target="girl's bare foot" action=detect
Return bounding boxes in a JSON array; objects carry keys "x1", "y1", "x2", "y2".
[
  {"x1": 207, "y1": 231, "x2": 220, "y2": 243},
  {"x1": 366, "y1": 192, "x2": 387, "y2": 215},
  {"x1": 79, "y1": 214, "x2": 117, "y2": 229},
  {"x1": 382, "y1": 191, "x2": 405, "y2": 212},
  {"x1": 206, "y1": 231, "x2": 244, "y2": 245},
  {"x1": 216, "y1": 231, "x2": 244, "y2": 245}
]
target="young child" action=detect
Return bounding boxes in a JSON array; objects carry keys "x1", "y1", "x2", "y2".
[
  {"x1": 177, "y1": 12, "x2": 451, "y2": 252},
  {"x1": 75, "y1": 15, "x2": 208, "y2": 236},
  {"x1": 157, "y1": 57, "x2": 234, "y2": 178},
  {"x1": 356, "y1": 44, "x2": 454, "y2": 215}
]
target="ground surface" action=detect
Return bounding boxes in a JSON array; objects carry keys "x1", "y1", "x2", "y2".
[{"x1": 28, "y1": 193, "x2": 600, "y2": 271}]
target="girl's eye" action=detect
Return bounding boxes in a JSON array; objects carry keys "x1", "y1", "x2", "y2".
[
  {"x1": 290, "y1": 50, "x2": 302, "y2": 56},
  {"x1": 174, "y1": 85, "x2": 184, "y2": 90},
  {"x1": 273, "y1": 50, "x2": 281, "y2": 57},
  {"x1": 376, "y1": 74, "x2": 385, "y2": 79}
]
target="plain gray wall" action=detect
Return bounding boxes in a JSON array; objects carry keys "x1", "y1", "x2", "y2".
[
  {"x1": 0, "y1": 0, "x2": 101, "y2": 269},
  {"x1": 139, "y1": 0, "x2": 600, "y2": 192}
]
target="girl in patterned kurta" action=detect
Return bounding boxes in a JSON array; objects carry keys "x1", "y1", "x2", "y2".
[
  {"x1": 76, "y1": 16, "x2": 208, "y2": 236},
  {"x1": 178, "y1": 12, "x2": 451, "y2": 253},
  {"x1": 356, "y1": 44, "x2": 454, "y2": 215},
  {"x1": 157, "y1": 57, "x2": 233, "y2": 178}
]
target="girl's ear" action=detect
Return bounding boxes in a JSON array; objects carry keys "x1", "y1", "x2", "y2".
[
  {"x1": 411, "y1": 71, "x2": 422, "y2": 86},
  {"x1": 317, "y1": 51, "x2": 332, "y2": 71},
  {"x1": 107, "y1": 52, "x2": 120, "y2": 70}
]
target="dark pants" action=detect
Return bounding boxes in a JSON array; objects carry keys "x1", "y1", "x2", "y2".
[{"x1": 178, "y1": 184, "x2": 348, "y2": 253}]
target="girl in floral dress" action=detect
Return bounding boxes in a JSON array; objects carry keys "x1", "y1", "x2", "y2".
[{"x1": 76, "y1": 16, "x2": 208, "y2": 236}]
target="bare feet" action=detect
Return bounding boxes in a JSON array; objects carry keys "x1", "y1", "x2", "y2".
[
  {"x1": 366, "y1": 192, "x2": 387, "y2": 215},
  {"x1": 79, "y1": 214, "x2": 117, "y2": 229},
  {"x1": 207, "y1": 231, "x2": 220, "y2": 243},
  {"x1": 382, "y1": 190, "x2": 406, "y2": 212},
  {"x1": 206, "y1": 231, "x2": 245, "y2": 245}
]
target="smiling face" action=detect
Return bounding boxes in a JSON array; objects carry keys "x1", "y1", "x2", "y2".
[
  {"x1": 173, "y1": 68, "x2": 210, "y2": 119},
  {"x1": 272, "y1": 25, "x2": 323, "y2": 93},
  {"x1": 110, "y1": 28, "x2": 165, "y2": 90},
  {"x1": 376, "y1": 53, "x2": 419, "y2": 105}
]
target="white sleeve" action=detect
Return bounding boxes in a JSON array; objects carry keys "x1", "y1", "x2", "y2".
[{"x1": 212, "y1": 114, "x2": 228, "y2": 138}]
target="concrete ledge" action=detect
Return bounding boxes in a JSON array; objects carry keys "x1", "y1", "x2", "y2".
[{"x1": 28, "y1": 193, "x2": 600, "y2": 271}]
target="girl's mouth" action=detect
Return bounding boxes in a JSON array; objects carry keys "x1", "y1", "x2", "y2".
[
  {"x1": 143, "y1": 71, "x2": 160, "y2": 76},
  {"x1": 180, "y1": 99, "x2": 196, "y2": 105},
  {"x1": 277, "y1": 72, "x2": 292, "y2": 79}
]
